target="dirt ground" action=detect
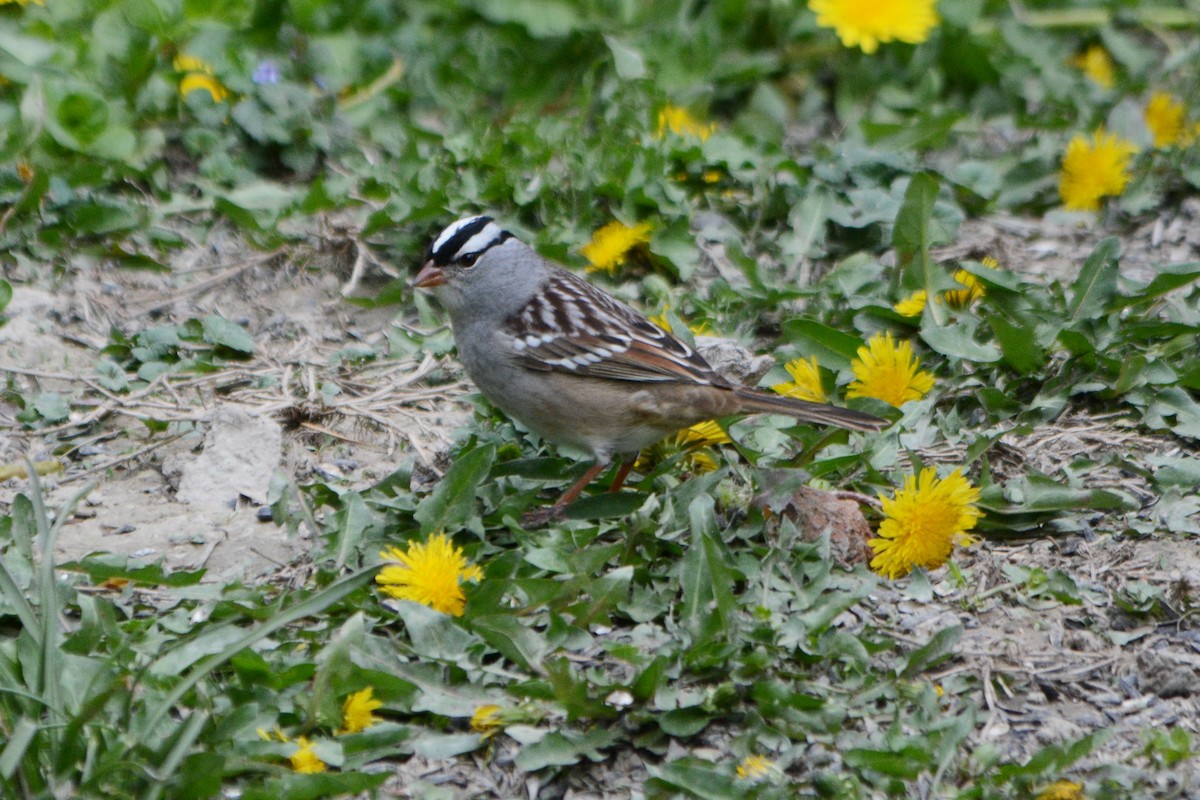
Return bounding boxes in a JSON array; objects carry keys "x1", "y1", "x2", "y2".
[{"x1": 1, "y1": 205, "x2": 1199, "y2": 795}]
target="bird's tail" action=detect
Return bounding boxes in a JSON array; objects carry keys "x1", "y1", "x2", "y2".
[{"x1": 733, "y1": 389, "x2": 888, "y2": 432}]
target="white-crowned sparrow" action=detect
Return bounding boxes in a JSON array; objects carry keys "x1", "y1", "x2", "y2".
[{"x1": 414, "y1": 215, "x2": 887, "y2": 523}]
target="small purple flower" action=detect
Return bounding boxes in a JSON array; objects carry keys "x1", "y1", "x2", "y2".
[{"x1": 252, "y1": 60, "x2": 280, "y2": 85}]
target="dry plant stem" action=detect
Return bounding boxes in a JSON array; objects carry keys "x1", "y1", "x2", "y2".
[
  {"x1": 0, "y1": 364, "x2": 84, "y2": 381},
  {"x1": 59, "y1": 435, "x2": 184, "y2": 484},
  {"x1": 128, "y1": 248, "x2": 286, "y2": 313},
  {"x1": 340, "y1": 239, "x2": 370, "y2": 297},
  {"x1": 832, "y1": 490, "x2": 882, "y2": 509},
  {"x1": 0, "y1": 460, "x2": 63, "y2": 481},
  {"x1": 298, "y1": 420, "x2": 371, "y2": 446}
]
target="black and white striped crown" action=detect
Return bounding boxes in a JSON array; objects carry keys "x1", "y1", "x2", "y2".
[{"x1": 427, "y1": 215, "x2": 513, "y2": 266}]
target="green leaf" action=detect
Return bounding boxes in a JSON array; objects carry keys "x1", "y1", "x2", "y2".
[
  {"x1": 679, "y1": 495, "x2": 737, "y2": 642},
  {"x1": 32, "y1": 392, "x2": 70, "y2": 423},
  {"x1": 63, "y1": 556, "x2": 205, "y2": 586},
  {"x1": 1109, "y1": 262, "x2": 1200, "y2": 310},
  {"x1": 471, "y1": 615, "x2": 549, "y2": 672},
  {"x1": 570, "y1": 565, "x2": 633, "y2": 628},
  {"x1": 182, "y1": 0, "x2": 253, "y2": 25},
  {"x1": 330, "y1": 492, "x2": 372, "y2": 569},
  {"x1": 1066, "y1": 237, "x2": 1119, "y2": 323},
  {"x1": 893, "y1": 172, "x2": 946, "y2": 326},
  {"x1": 844, "y1": 745, "x2": 932, "y2": 778},
  {"x1": 65, "y1": 201, "x2": 144, "y2": 235},
  {"x1": 862, "y1": 111, "x2": 960, "y2": 151},
  {"x1": 986, "y1": 314, "x2": 1046, "y2": 374},
  {"x1": 0, "y1": 717, "x2": 38, "y2": 780},
  {"x1": 658, "y1": 707, "x2": 712, "y2": 737},
  {"x1": 392, "y1": 601, "x2": 479, "y2": 661},
  {"x1": 474, "y1": 0, "x2": 584, "y2": 37},
  {"x1": 648, "y1": 758, "x2": 739, "y2": 800},
  {"x1": 782, "y1": 187, "x2": 833, "y2": 261},
  {"x1": 240, "y1": 772, "x2": 388, "y2": 800},
  {"x1": 410, "y1": 732, "x2": 481, "y2": 759},
  {"x1": 1149, "y1": 455, "x2": 1200, "y2": 489},
  {"x1": 48, "y1": 88, "x2": 110, "y2": 148},
  {"x1": 0, "y1": 279, "x2": 11, "y2": 314},
  {"x1": 781, "y1": 318, "x2": 866, "y2": 369},
  {"x1": 979, "y1": 474, "x2": 1129, "y2": 517},
  {"x1": 514, "y1": 729, "x2": 618, "y2": 771},
  {"x1": 415, "y1": 444, "x2": 496, "y2": 534},
  {"x1": 604, "y1": 36, "x2": 645, "y2": 80},
  {"x1": 201, "y1": 315, "x2": 256, "y2": 354},
  {"x1": 900, "y1": 624, "x2": 962, "y2": 678},
  {"x1": 390, "y1": 663, "x2": 494, "y2": 717},
  {"x1": 563, "y1": 491, "x2": 646, "y2": 519},
  {"x1": 919, "y1": 321, "x2": 1001, "y2": 363},
  {"x1": 1144, "y1": 387, "x2": 1200, "y2": 438}
]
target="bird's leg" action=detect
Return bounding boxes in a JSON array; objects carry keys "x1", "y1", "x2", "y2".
[
  {"x1": 554, "y1": 461, "x2": 609, "y2": 507},
  {"x1": 521, "y1": 461, "x2": 609, "y2": 527},
  {"x1": 608, "y1": 455, "x2": 637, "y2": 493}
]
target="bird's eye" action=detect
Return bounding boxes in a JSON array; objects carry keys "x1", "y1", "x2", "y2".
[{"x1": 459, "y1": 252, "x2": 479, "y2": 267}]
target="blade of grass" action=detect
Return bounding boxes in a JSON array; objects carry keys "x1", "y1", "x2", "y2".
[
  {"x1": 27, "y1": 461, "x2": 95, "y2": 750},
  {"x1": 142, "y1": 707, "x2": 208, "y2": 800},
  {"x1": 893, "y1": 172, "x2": 946, "y2": 327},
  {"x1": 0, "y1": 717, "x2": 38, "y2": 780},
  {"x1": 0, "y1": 555, "x2": 40, "y2": 644}
]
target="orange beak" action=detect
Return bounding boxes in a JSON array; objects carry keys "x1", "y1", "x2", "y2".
[{"x1": 412, "y1": 260, "x2": 446, "y2": 288}]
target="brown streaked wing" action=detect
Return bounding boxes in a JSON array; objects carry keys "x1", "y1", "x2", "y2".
[{"x1": 503, "y1": 269, "x2": 730, "y2": 387}]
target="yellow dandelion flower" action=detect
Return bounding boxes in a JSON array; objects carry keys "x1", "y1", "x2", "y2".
[
  {"x1": 943, "y1": 256, "x2": 1000, "y2": 309},
  {"x1": 772, "y1": 356, "x2": 828, "y2": 404},
  {"x1": 257, "y1": 728, "x2": 328, "y2": 774},
  {"x1": 1071, "y1": 45, "x2": 1115, "y2": 89},
  {"x1": 657, "y1": 105, "x2": 715, "y2": 141},
  {"x1": 869, "y1": 468, "x2": 982, "y2": 579},
  {"x1": 736, "y1": 754, "x2": 775, "y2": 781},
  {"x1": 338, "y1": 687, "x2": 383, "y2": 734},
  {"x1": 0, "y1": 0, "x2": 45, "y2": 6},
  {"x1": 702, "y1": 169, "x2": 722, "y2": 184},
  {"x1": 289, "y1": 737, "x2": 327, "y2": 774},
  {"x1": 1058, "y1": 129, "x2": 1138, "y2": 212},
  {"x1": 684, "y1": 450, "x2": 720, "y2": 473},
  {"x1": 376, "y1": 533, "x2": 483, "y2": 617},
  {"x1": 943, "y1": 272, "x2": 982, "y2": 308},
  {"x1": 846, "y1": 332, "x2": 935, "y2": 407},
  {"x1": 808, "y1": 0, "x2": 939, "y2": 54},
  {"x1": 257, "y1": 726, "x2": 287, "y2": 742},
  {"x1": 677, "y1": 421, "x2": 729, "y2": 473},
  {"x1": 894, "y1": 290, "x2": 928, "y2": 317},
  {"x1": 179, "y1": 73, "x2": 229, "y2": 103},
  {"x1": 1145, "y1": 92, "x2": 1187, "y2": 148},
  {"x1": 648, "y1": 305, "x2": 709, "y2": 335},
  {"x1": 677, "y1": 420, "x2": 731, "y2": 448},
  {"x1": 1036, "y1": 779, "x2": 1084, "y2": 800},
  {"x1": 16, "y1": 161, "x2": 34, "y2": 185},
  {"x1": 471, "y1": 704, "x2": 504, "y2": 736},
  {"x1": 173, "y1": 54, "x2": 213, "y2": 74},
  {"x1": 581, "y1": 221, "x2": 653, "y2": 275}
]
